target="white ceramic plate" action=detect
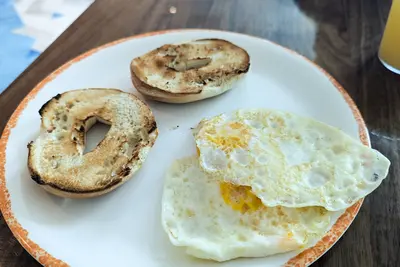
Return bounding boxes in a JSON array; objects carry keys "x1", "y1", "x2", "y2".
[{"x1": 0, "y1": 29, "x2": 368, "y2": 267}]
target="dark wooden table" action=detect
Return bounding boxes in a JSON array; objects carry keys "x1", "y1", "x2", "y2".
[{"x1": 1, "y1": 0, "x2": 399, "y2": 266}]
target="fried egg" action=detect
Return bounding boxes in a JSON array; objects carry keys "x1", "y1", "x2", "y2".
[
  {"x1": 161, "y1": 156, "x2": 332, "y2": 262},
  {"x1": 194, "y1": 109, "x2": 391, "y2": 211}
]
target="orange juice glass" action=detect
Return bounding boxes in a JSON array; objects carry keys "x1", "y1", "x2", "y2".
[{"x1": 379, "y1": 0, "x2": 400, "y2": 74}]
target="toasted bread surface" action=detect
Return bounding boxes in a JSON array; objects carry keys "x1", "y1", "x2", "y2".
[
  {"x1": 28, "y1": 88, "x2": 158, "y2": 198},
  {"x1": 130, "y1": 39, "x2": 250, "y2": 103}
]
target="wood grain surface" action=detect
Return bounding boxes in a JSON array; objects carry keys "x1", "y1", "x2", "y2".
[{"x1": 1, "y1": 0, "x2": 399, "y2": 266}]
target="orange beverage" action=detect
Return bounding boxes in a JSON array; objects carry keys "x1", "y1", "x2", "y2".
[{"x1": 379, "y1": 0, "x2": 400, "y2": 74}]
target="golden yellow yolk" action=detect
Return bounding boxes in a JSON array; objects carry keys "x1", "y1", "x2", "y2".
[
  {"x1": 220, "y1": 182, "x2": 263, "y2": 213},
  {"x1": 205, "y1": 122, "x2": 251, "y2": 153}
]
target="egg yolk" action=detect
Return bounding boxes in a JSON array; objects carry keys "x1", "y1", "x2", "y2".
[
  {"x1": 220, "y1": 182, "x2": 263, "y2": 213},
  {"x1": 206, "y1": 122, "x2": 251, "y2": 152}
]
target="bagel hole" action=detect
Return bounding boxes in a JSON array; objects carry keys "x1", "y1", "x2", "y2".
[{"x1": 83, "y1": 121, "x2": 111, "y2": 154}]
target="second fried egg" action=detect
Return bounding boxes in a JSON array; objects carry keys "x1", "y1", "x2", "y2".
[{"x1": 162, "y1": 156, "x2": 332, "y2": 262}]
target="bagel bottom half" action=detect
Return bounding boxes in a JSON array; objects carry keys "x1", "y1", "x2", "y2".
[
  {"x1": 129, "y1": 38, "x2": 250, "y2": 104},
  {"x1": 131, "y1": 70, "x2": 245, "y2": 104},
  {"x1": 27, "y1": 88, "x2": 158, "y2": 198}
]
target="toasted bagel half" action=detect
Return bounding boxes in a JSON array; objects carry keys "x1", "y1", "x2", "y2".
[
  {"x1": 130, "y1": 39, "x2": 250, "y2": 103},
  {"x1": 28, "y1": 89, "x2": 158, "y2": 198}
]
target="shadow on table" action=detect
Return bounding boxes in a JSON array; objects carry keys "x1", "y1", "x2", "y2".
[{"x1": 295, "y1": 0, "x2": 400, "y2": 141}]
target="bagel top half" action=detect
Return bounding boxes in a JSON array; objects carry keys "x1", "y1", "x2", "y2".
[
  {"x1": 130, "y1": 39, "x2": 250, "y2": 103},
  {"x1": 28, "y1": 89, "x2": 158, "y2": 198}
]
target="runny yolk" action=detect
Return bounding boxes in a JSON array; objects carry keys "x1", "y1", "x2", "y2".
[{"x1": 220, "y1": 182, "x2": 263, "y2": 213}]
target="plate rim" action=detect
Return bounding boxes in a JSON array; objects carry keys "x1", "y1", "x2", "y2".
[{"x1": 0, "y1": 28, "x2": 368, "y2": 267}]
